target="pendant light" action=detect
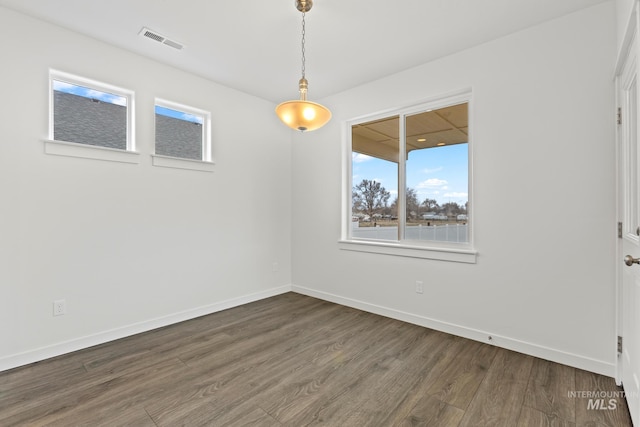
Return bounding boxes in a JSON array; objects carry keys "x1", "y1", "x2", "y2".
[{"x1": 275, "y1": 0, "x2": 331, "y2": 132}]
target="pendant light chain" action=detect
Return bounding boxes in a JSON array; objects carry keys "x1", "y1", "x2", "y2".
[
  {"x1": 301, "y1": 10, "x2": 306, "y2": 80},
  {"x1": 275, "y1": 0, "x2": 331, "y2": 132}
]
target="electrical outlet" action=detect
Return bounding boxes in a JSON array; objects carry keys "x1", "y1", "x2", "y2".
[
  {"x1": 272, "y1": 262, "x2": 279, "y2": 272},
  {"x1": 53, "y1": 299, "x2": 67, "y2": 316},
  {"x1": 415, "y1": 281, "x2": 424, "y2": 294}
]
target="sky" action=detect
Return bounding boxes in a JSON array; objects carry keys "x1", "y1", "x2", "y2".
[
  {"x1": 53, "y1": 80, "x2": 127, "y2": 106},
  {"x1": 53, "y1": 80, "x2": 203, "y2": 124},
  {"x1": 352, "y1": 143, "x2": 468, "y2": 208},
  {"x1": 154, "y1": 106, "x2": 203, "y2": 124},
  {"x1": 53, "y1": 80, "x2": 464, "y2": 204}
]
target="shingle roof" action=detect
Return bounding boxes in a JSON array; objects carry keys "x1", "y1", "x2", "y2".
[
  {"x1": 54, "y1": 91, "x2": 126, "y2": 150},
  {"x1": 54, "y1": 91, "x2": 204, "y2": 160}
]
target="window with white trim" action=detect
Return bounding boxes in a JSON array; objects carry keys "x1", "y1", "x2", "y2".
[
  {"x1": 154, "y1": 99, "x2": 211, "y2": 162},
  {"x1": 345, "y1": 91, "x2": 472, "y2": 256},
  {"x1": 49, "y1": 70, "x2": 134, "y2": 151}
]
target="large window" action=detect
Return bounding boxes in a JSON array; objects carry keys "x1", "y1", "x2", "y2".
[
  {"x1": 154, "y1": 99, "x2": 211, "y2": 162},
  {"x1": 49, "y1": 70, "x2": 134, "y2": 151},
  {"x1": 347, "y1": 92, "x2": 472, "y2": 253}
]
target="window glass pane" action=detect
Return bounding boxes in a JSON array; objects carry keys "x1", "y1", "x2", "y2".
[
  {"x1": 351, "y1": 116, "x2": 399, "y2": 241},
  {"x1": 53, "y1": 80, "x2": 127, "y2": 149},
  {"x1": 405, "y1": 104, "x2": 469, "y2": 243},
  {"x1": 155, "y1": 106, "x2": 204, "y2": 160}
]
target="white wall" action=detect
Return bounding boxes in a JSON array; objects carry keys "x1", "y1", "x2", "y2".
[
  {"x1": 616, "y1": 0, "x2": 635, "y2": 51},
  {"x1": 0, "y1": 2, "x2": 620, "y2": 376},
  {"x1": 292, "y1": 3, "x2": 618, "y2": 376},
  {"x1": 0, "y1": 7, "x2": 292, "y2": 370}
]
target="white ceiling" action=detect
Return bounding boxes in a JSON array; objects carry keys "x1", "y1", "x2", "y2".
[{"x1": 0, "y1": 0, "x2": 609, "y2": 103}]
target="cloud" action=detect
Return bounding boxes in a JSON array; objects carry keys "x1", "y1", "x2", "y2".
[
  {"x1": 415, "y1": 189, "x2": 440, "y2": 197},
  {"x1": 352, "y1": 153, "x2": 373, "y2": 163},
  {"x1": 52, "y1": 81, "x2": 76, "y2": 92},
  {"x1": 416, "y1": 178, "x2": 448, "y2": 189},
  {"x1": 155, "y1": 106, "x2": 203, "y2": 123},
  {"x1": 414, "y1": 179, "x2": 455, "y2": 203},
  {"x1": 181, "y1": 112, "x2": 203, "y2": 124},
  {"x1": 85, "y1": 89, "x2": 127, "y2": 106},
  {"x1": 53, "y1": 80, "x2": 127, "y2": 106},
  {"x1": 443, "y1": 192, "x2": 468, "y2": 199},
  {"x1": 422, "y1": 167, "x2": 444, "y2": 174}
]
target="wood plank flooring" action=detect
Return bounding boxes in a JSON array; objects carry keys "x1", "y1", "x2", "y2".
[{"x1": 0, "y1": 293, "x2": 632, "y2": 426}]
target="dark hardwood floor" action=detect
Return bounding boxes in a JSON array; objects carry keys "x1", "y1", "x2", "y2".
[{"x1": 0, "y1": 293, "x2": 632, "y2": 426}]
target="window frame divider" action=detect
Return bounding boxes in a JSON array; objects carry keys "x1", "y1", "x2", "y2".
[
  {"x1": 344, "y1": 87, "x2": 474, "y2": 257},
  {"x1": 398, "y1": 112, "x2": 407, "y2": 241}
]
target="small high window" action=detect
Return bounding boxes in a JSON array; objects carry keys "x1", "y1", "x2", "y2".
[
  {"x1": 49, "y1": 70, "x2": 134, "y2": 151},
  {"x1": 154, "y1": 99, "x2": 211, "y2": 162}
]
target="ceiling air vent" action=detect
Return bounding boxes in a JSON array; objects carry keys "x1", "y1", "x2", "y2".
[{"x1": 139, "y1": 27, "x2": 184, "y2": 50}]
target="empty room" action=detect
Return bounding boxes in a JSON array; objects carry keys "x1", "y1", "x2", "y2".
[{"x1": 0, "y1": 0, "x2": 638, "y2": 425}]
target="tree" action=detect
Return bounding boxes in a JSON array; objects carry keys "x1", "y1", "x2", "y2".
[
  {"x1": 441, "y1": 201, "x2": 465, "y2": 217},
  {"x1": 406, "y1": 187, "x2": 419, "y2": 219},
  {"x1": 422, "y1": 198, "x2": 439, "y2": 212},
  {"x1": 352, "y1": 179, "x2": 390, "y2": 218},
  {"x1": 390, "y1": 189, "x2": 427, "y2": 219}
]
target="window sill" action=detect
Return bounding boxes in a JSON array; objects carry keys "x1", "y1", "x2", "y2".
[
  {"x1": 151, "y1": 154, "x2": 214, "y2": 172},
  {"x1": 338, "y1": 239, "x2": 477, "y2": 263},
  {"x1": 44, "y1": 140, "x2": 140, "y2": 164}
]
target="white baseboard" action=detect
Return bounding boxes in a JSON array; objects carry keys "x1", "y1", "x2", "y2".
[
  {"x1": 0, "y1": 285, "x2": 292, "y2": 372},
  {"x1": 292, "y1": 285, "x2": 616, "y2": 378},
  {"x1": 3, "y1": 284, "x2": 616, "y2": 378}
]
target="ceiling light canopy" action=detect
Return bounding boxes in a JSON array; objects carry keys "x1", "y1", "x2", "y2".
[{"x1": 275, "y1": 0, "x2": 331, "y2": 132}]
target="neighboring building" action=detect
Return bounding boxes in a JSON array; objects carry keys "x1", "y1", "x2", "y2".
[{"x1": 54, "y1": 91, "x2": 126, "y2": 149}]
